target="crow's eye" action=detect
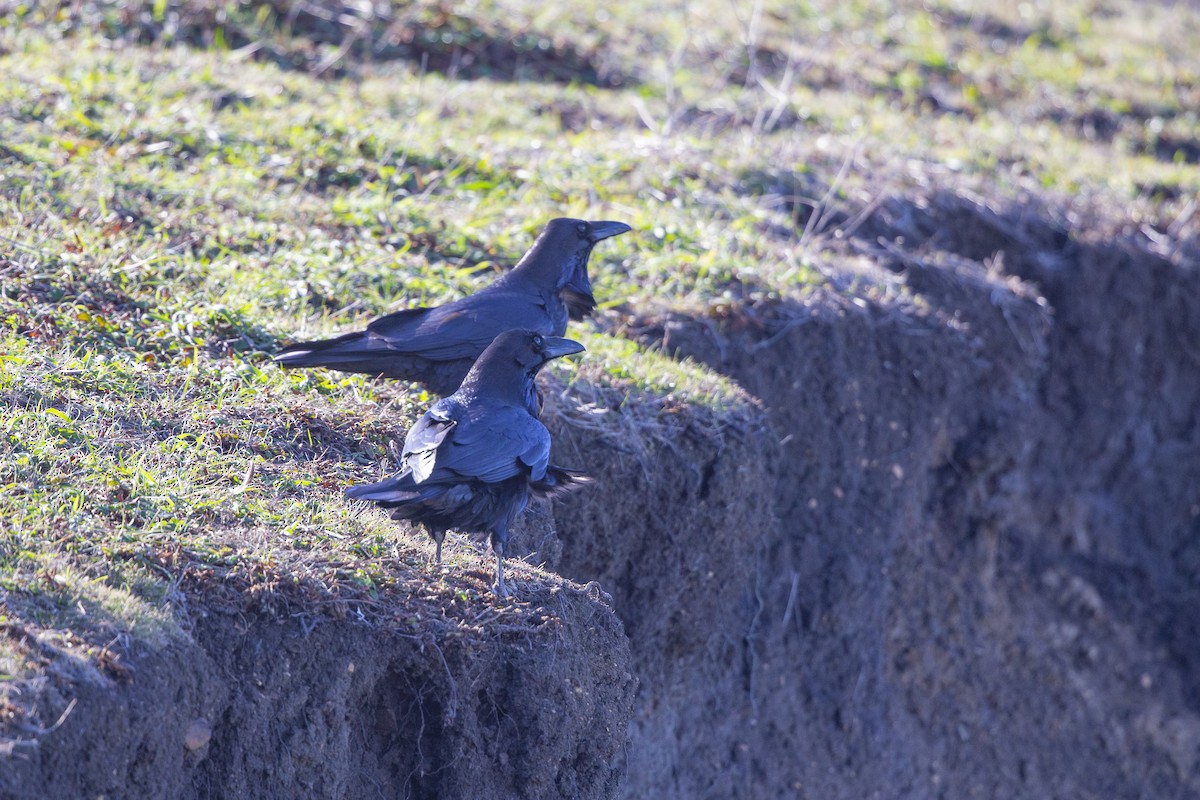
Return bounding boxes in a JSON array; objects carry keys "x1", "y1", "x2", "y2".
[
  {"x1": 532, "y1": 334, "x2": 545, "y2": 350},
  {"x1": 576, "y1": 222, "x2": 588, "y2": 236}
]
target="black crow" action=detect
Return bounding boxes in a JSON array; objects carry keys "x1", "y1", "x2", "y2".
[
  {"x1": 346, "y1": 329, "x2": 590, "y2": 597},
  {"x1": 275, "y1": 218, "x2": 630, "y2": 395}
]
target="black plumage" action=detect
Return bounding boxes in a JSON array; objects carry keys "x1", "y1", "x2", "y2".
[
  {"x1": 346, "y1": 329, "x2": 590, "y2": 597},
  {"x1": 275, "y1": 218, "x2": 630, "y2": 395}
]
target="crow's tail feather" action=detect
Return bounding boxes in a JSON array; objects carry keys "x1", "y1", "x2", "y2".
[
  {"x1": 530, "y1": 466, "x2": 591, "y2": 499},
  {"x1": 345, "y1": 472, "x2": 424, "y2": 506},
  {"x1": 273, "y1": 331, "x2": 377, "y2": 368}
]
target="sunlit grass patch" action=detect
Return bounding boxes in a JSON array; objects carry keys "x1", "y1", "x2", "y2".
[
  {"x1": 562, "y1": 330, "x2": 750, "y2": 414},
  {"x1": 0, "y1": 0, "x2": 1196, "y2": 654}
]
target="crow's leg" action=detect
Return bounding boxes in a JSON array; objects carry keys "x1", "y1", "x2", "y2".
[
  {"x1": 494, "y1": 552, "x2": 508, "y2": 598},
  {"x1": 490, "y1": 531, "x2": 509, "y2": 598},
  {"x1": 430, "y1": 529, "x2": 445, "y2": 565}
]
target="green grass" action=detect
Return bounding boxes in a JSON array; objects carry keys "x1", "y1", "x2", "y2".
[{"x1": 1, "y1": 0, "x2": 1198, "y2": 655}]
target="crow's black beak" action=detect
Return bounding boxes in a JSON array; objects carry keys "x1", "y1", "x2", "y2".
[
  {"x1": 541, "y1": 336, "x2": 586, "y2": 361},
  {"x1": 587, "y1": 220, "x2": 632, "y2": 243}
]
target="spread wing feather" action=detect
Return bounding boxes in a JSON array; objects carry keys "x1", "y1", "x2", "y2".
[{"x1": 402, "y1": 402, "x2": 459, "y2": 483}]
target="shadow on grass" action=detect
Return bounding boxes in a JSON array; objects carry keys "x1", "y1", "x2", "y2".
[{"x1": 45, "y1": 0, "x2": 634, "y2": 86}]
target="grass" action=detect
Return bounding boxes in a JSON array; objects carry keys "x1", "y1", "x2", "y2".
[{"x1": 0, "y1": 0, "x2": 1198, "y2": 664}]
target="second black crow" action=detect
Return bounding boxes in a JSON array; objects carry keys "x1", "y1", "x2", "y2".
[
  {"x1": 345, "y1": 329, "x2": 590, "y2": 597},
  {"x1": 275, "y1": 218, "x2": 630, "y2": 395}
]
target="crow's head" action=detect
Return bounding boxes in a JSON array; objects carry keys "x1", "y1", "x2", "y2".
[
  {"x1": 460, "y1": 329, "x2": 585, "y2": 410},
  {"x1": 514, "y1": 218, "x2": 631, "y2": 320},
  {"x1": 503, "y1": 329, "x2": 586, "y2": 373}
]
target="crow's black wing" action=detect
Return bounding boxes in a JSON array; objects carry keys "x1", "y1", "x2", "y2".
[
  {"x1": 434, "y1": 405, "x2": 551, "y2": 484},
  {"x1": 366, "y1": 288, "x2": 554, "y2": 361}
]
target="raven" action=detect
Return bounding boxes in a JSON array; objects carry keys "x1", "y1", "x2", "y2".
[
  {"x1": 345, "y1": 329, "x2": 590, "y2": 597},
  {"x1": 275, "y1": 218, "x2": 630, "y2": 395}
]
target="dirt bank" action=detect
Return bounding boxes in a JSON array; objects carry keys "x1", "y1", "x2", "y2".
[
  {"x1": 0, "y1": 576, "x2": 635, "y2": 799},
  {"x1": 584, "y1": 190, "x2": 1200, "y2": 798}
]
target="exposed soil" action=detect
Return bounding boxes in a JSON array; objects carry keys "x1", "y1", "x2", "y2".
[
  {"x1": 0, "y1": 576, "x2": 635, "y2": 799},
  {"x1": 590, "y1": 190, "x2": 1200, "y2": 799},
  {"x1": 545, "y1": 382, "x2": 776, "y2": 798}
]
